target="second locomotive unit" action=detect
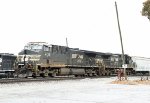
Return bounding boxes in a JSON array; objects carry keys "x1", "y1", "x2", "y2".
[{"x1": 0, "y1": 53, "x2": 16, "y2": 78}]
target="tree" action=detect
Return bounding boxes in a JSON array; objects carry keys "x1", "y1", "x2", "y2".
[{"x1": 142, "y1": 0, "x2": 150, "y2": 20}]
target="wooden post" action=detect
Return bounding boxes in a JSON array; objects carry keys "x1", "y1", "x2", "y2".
[{"x1": 115, "y1": 1, "x2": 127, "y2": 80}]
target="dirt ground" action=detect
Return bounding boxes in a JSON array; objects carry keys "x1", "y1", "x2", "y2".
[{"x1": 111, "y1": 78, "x2": 150, "y2": 85}]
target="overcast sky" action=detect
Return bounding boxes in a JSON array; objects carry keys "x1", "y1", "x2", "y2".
[{"x1": 0, "y1": 0, "x2": 150, "y2": 57}]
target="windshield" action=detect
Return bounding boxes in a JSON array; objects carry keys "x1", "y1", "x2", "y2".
[{"x1": 24, "y1": 43, "x2": 43, "y2": 52}]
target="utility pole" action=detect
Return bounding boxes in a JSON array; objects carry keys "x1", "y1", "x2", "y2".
[{"x1": 115, "y1": 1, "x2": 127, "y2": 79}]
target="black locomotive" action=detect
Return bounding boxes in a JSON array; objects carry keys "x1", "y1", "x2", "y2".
[
  {"x1": 0, "y1": 53, "x2": 16, "y2": 78},
  {"x1": 15, "y1": 42, "x2": 133, "y2": 78}
]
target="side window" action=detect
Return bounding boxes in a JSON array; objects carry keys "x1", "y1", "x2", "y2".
[
  {"x1": 44, "y1": 45, "x2": 49, "y2": 52},
  {"x1": 52, "y1": 45, "x2": 59, "y2": 53},
  {"x1": 49, "y1": 47, "x2": 52, "y2": 53},
  {"x1": 52, "y1": 45, "x2": 57, "y2": 53}
]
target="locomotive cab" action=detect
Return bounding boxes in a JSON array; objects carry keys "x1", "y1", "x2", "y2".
[{"x1": 17, "y1": 42, "x2": 49, "y2": 77}]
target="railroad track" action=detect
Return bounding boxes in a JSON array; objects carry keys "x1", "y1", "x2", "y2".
[{"x1": 0, "y1": 76, "x2": 115, "y2": 84}]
